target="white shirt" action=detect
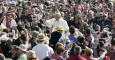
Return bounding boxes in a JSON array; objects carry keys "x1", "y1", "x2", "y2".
[
  {"x1": 47, "y1": 18, "x2": 69, "y2": 31},
  {"x1": 32, "y1": 43, "x2": 54, "y2": 60},
  {"x1": 2, "y1": 19, "x2": 17, "y2": 28}
]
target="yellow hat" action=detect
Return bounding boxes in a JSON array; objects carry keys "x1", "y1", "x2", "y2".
[{"x1": 54, "y1": 25, "x2": 64, "y2": 31}]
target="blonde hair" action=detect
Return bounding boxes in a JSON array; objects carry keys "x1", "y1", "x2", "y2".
[{"x1": 27, "y1": 50, "x2": 37, "y2": 59}]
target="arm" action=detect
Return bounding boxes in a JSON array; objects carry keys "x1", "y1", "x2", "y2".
[
  {"x1": 75, "y1": 28, "x2": 84, "y2": 37},
  {"x1": 99, "y1": 50, "x2": 107, "y2": 60},
  {"x1": 23, "y1": 28, "x2": 29, "y2": 47}
]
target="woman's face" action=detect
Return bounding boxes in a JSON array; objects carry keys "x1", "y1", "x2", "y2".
[{"x1": 6, "y1": 14, "x2": 12, "y2": 19}]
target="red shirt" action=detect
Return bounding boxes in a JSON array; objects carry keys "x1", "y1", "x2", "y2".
[
  {"x1": 85, "y1": 56, "x2": 93, "y2": 60},
  {"x1": 67, "y1": 54, "x2": 87, "y2": 60}
]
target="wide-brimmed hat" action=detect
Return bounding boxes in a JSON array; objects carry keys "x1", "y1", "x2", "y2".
[
  {"x1": 54, "y1": 25, "x2": 64, "y2": 31},
  {"x1": 37, "y1": 33, "x2": 49, "y2": 42},
  {"x1": 17, "y1": 44, "x2": 27, "y2": 52}
]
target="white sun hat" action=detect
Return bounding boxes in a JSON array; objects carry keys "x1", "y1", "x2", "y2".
[{"x1": 18, "y1": 44, "x2": 28, "y2": 52}]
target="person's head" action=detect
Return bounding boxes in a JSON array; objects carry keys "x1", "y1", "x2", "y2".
[
  {"x1": 98, "y1": 40, "x2": 105, "y2": 48},
  {"x1": 32, "y1": 31, "x2": 39, "y2": 38},
  {"x1": 16, "y1": 44, "x2": 27, "y2": 55},
  {"x1": 27, "y1": 1, "x2": 32, "y2": 6},
  {"x1": 56, "y1": 45, "x2": 65, "y2": 55},
  {"x1": 69, "y1": 26, "x2": 75, "y2": 34},
  {"x1": 11, "y1": 45, "x2": 20, "y2": 55},
  {"x1": 43, "y1": 13, "x2": 49, "y2": 20},
  {"x1": 111, "y1": 38, "x2": 115, "y2": 46},
  {"x1": 74, "y1": 46, "x2": 82, "y2": 55},
  {"x1": 84, "y1": 28, "x2": 91, "y2": 36},
  {"x1": 6, "y1": 13, "x2": 13, "y2": 20},
  {"x1": 95, "y1": 24, "x2": 101, "y2": 31},
  {"x1": 54, "y1": 13, "x2": 62, "y2": 21},
  {"x1": 55, "y1": 42, "x2": 64, "y2": 49},
  {"x1": 77, "y1": 36, "x2": 85, "y2": 43},
  {"x1": 37, "y1": 33, "x2": 49, "y2": 44},
  {"x1": 17, "y1": 8, "x2": 23, "y2": 13},
  {"x1": 27, "y1": 50, "x2": 37, "y2": 60},
  {"x1": 84, "y1": 48, "x2": 93, "y2": 57}
]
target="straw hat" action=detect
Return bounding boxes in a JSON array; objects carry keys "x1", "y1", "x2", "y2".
[
  {"x1": 54, "y1": 25, "x2": 64, "y2": 31},
  {"x1": 37, "y1": 33, "x2": 49, "y2": 42}
]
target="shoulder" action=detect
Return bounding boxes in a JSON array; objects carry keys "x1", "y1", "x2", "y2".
[
  {"x1": 18, "y1": 54, "x2": 27, "y2": 60},
  {"x1": 0, "y1": 53, "x2": 5, "y2": 60},
  {"x1": 11, "y1": 19, "x2": 16, "y2": 22},
  {"x1": 32, "y1": 45, "x2": 38, "y2": 50},
  {"x1": 79, "y1": 56, "x2": 87, "y2": 60},
  {"x1": 47, "y1": 18, "x2": 55, "y2": 22},
  {"x1": 46, "y1": 45, "x2": 53, "y2": 49},
  {"x1": 61, "y1": 19, "x2": 67, "y2": 22},
  {"x1": 57, "y1": 56, "x2": 65, "y2": 60},
  {"x1": 21, "y1": 54, "x2": 27, "y2": 57}
]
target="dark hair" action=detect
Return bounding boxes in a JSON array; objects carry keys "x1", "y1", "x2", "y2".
[
  {"x1": 77, "y1": 36, "x2": 85, "y2": 43},
  {"x1": 43, "y1": 57, "x2": 51, "y2": 60},
  {"x1": 111, "y1": 38, "x2": 115, "y2": 46},
  {"x1": 99, "y1": 41, "x2": 105, "y2": 48},
  {"x1": 69, "y1": 26, "x2": 75, "y2": 34},
  {"x1": 84, "y1": 28, "x2": 91, "y2": 35},
  {"x1": 69, "y1": 43, "x2": 76, "y2": 55},
  {"x1": 100, "y1": 32, "x2": 108, "y2": 38},
  {"x1": 99, "y1": 39, "x2": 106, "y2": 43},
  {"x1": 6, "y1": 13, "x2": 13, "y2": 17},
  {"x1": 75, "y1": 0, "x2": 82, "y2": 4}
]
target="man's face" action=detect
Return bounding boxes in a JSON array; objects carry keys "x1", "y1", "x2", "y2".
[{"x1": 55, "y1": 14, "x2": 61, "y2": 21}]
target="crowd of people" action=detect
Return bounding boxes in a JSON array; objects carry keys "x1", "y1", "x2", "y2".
[{"x1": 0, "y1": 0, "x2": 115, "y2": 60}]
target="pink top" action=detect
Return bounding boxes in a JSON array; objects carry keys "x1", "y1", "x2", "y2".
[{"x1": 6, "y1": 19, "x2": 11, "y2": 28}]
